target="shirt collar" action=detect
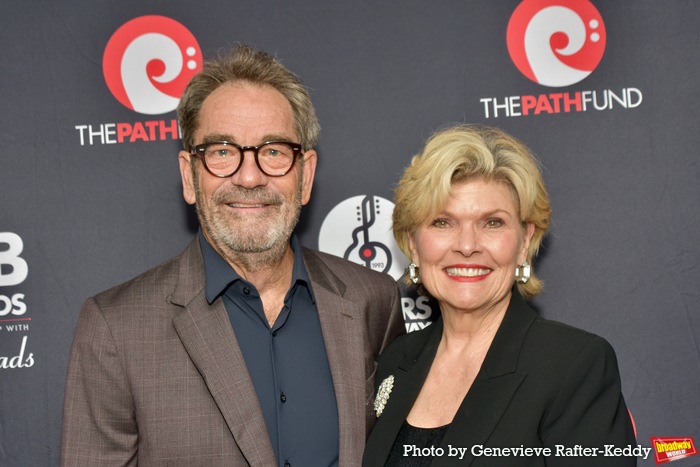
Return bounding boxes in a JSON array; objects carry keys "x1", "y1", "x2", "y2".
[{"x1": 198, "y1": 230, "x2": 314, "y2": 304}]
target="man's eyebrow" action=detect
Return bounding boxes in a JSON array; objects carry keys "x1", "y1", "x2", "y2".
[
  {"x1": 259, "y1": 133, "x2": 297, "y2": 143},
  {"x1": 198, "y1": 133, "x2": 297, "y2": 144},
  {"x1": 200, "y1": 133, "x2": 234, "y2": 143}
]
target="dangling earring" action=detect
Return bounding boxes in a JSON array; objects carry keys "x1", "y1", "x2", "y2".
[
  {"x1": 408, "y1": 262, "x2": 421, "y2": 284},
  {"x1": 515, "y1": 261, "x2": 531, "y2": 283}
]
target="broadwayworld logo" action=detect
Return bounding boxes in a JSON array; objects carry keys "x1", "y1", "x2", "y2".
[{"x1": 651, "y1": 437, "x2": 698, "y2": 464}]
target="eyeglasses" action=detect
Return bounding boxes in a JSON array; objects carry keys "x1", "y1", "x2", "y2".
[{"x1": 191, "y1": 141, "x2": 303, "y2": 177}]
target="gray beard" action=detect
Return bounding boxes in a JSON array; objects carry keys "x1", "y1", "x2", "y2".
[{"x1": 193, "y1": 168, "x2": 303, "y2": 272}]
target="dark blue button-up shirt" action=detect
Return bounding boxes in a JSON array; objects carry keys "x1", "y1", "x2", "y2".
[{"x1": 199, "y1": 233, "x2": 339, "y2": 467}]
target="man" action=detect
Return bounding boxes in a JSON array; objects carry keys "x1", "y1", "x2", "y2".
[{"x1": 61, "y1": 45, "x2": 404, "y2": 466}]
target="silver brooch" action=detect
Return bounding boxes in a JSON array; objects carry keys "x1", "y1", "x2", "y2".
[{"x1": 374, "y1": 375, "x2": 395, "y2": 417}]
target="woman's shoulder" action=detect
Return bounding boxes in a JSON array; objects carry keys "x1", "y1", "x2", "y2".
[
  {"x1": 531, "y1": 316, "x2": 609, "y2": 342},
  {"x1": 525, "y1": 316, "x2": 619, "y2": 363}
]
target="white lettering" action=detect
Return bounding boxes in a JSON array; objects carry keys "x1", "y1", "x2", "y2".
[
  {"x1": 402, "y1": 445, "x2": 444, "y2": 457},
  {"x1": 0, "y1": 233, "x2": 29, "y2": 286},
  {"x1": 582, "y1": 90, "x2": 595, "y2": 111},
  {"x1": 0, "y1": 294, "x2": 26, "y2": 316},
  {"x1": 481, "y1": 88, "x2": 643, "y2": 118},
  {"x1": 627, "y1": 88, "x2": 643, "y2": 108},
  {"x1": 480, "y1": 98, "x2": 493, "y2": 118},
  {"x1": 402, "y1": 296, "x2": 434, "y2": 333},
  {"x1": 0, "y1": 336, "x2": 34, "y2": 369},
  {"x1": 104, "y1": 123, "x2": 117, "y2": 144},
  {"x1": 447, "y1": 445, "x2": 469, "y2": 459}
]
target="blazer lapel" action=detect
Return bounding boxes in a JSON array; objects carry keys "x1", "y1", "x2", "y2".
[
  {"x1": 169, "y1": 239, "x2": 277, "y2": 466},
  {"x1": 364, "y1": 291, "x2": 538, "y2": 467},
  {"x1": 434, "y1": 291, "x2": 537, "y2": 467},
  {"x1": 364, "y1": 319, "x2": 443, "y2": 466},
  {"x1": 434, "y1": 375, "x2": 526, "y2": 467},
  {"x1": 303, "y1": 249, "x2": 366, "y2": 466}
]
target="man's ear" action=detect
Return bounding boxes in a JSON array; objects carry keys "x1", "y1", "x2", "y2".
[
  {"x1": 178, "y1": 151, "x2": 196, "y2": 205},
  {"x1": 300, "y1": 149, "x2": 317, "y2": 206}
]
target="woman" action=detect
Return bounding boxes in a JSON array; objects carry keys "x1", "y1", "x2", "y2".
[{"x1": 363, "y1": 125, "x2": 635, "y2": 466}]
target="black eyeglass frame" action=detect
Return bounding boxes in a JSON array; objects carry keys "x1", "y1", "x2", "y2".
[{"x1": 190, "y1": 140, "x2": 304, "y2": 178}]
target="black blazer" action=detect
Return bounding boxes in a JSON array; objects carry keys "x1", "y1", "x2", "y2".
[{"x1": 363, "y1": 291, "x2": 636, "y2": 466}]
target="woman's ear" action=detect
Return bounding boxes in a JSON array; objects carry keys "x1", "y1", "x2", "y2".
[
  {"x1": 519, "y1": 222, "x2": 535, "y2": 264},
  {"x1": 408, "y1": 232, "x2": 419, "y2": 266}
]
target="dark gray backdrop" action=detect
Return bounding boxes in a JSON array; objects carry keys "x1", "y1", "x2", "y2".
[{"x1": 1, "y1": 1, "x2": 699, "y2": 466}]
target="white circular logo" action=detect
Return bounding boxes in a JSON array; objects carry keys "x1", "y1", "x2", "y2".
[
  {"x1": 318, "y1": 195, "x2": 408, "y2": 281},
  {"x1": 102, "y1": 15, "x2": 202, "y2": 115},
  {"x1": 506, "y1": 0, "x2": 606, "y2": 87}
]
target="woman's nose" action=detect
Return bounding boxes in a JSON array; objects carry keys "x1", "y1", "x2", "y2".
[{"x1": 454, "y1": 225, "x2": 480, "y2": 256}]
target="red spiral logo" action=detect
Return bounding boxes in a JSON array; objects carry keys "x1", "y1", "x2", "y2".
[
  {"x1": 103, "y1": 15, "x2": 202, "y2": 115},
  {"x1": 506, "y1": 0, "x2": 606, "y2": 87}
]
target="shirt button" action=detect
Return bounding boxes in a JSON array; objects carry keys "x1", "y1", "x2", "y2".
[
  {"x1": 272, "y1": 330, "x2": 277, "y2": 337},
  {"x1": 242, "y1": 287, "x2": 250, "y2": 295},
  {"x1": 284, "y1": 462, "x2": 291, "y2": 467},
  {"x1": 280, "y1": 393, "x2": 287, "y2": 403}
]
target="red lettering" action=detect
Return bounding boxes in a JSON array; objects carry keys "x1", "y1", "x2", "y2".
[
  {"x1": 521, "y1": 95, "x2": 537, "y2": 115},
  {"x1": 549, "y1": 93, "x2": 563, "y2": 113},
  {"x1": 114, "y1": 120, "x2": 182, "y2": 143},
  {"x1": 563, "y1": 92, "x2": 582, "y2": 112},
  {"x1": 116, "y1": 123, "x2": 132, "y2": 143},
  {"x1": 130, "y1": 122, "x2": 148, "y2": 142},
  {"x1": 144, "y1": 121, "x2": 159, "y2": 140},
  {"x1": 534, "y1": 95, "x2": 554, "y2": 114},
  {"x1": 160, "y1": 119, "x2": 179, "y2": 140}
]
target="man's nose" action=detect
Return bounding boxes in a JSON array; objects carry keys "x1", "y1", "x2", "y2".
[{"x1": 230, "y1": 150, "x2": 267, "y2": 188}]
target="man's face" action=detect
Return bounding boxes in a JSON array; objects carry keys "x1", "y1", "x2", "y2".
[{"x1": 178, "y1": 82, "x2": 316, "y2": 262}]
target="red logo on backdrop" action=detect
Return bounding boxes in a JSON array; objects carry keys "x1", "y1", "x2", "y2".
[
  {"x1": 103, "y1": 15, "x2": 202, "y2": 115},
  {"x1": 651, "y1": 437, "x2": 698, "y2": 464},
  {"x1": 506, "y1": 0, "x2": 606, "y2": 87}
]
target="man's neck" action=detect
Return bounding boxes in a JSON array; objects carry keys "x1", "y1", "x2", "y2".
[
  {"x1": 229, "y1": 247, "x2": 294, "y2": 293},
  {"x1": 240, "y1": 247, "x2": 295, "y2": 326},
  {"x1": 214, "y1": 238, "x2": 296, "y2": 326}
]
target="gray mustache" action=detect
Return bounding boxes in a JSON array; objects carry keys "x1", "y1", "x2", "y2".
[{"x1": 214, "y1": 187, "x2": 283, "y2": 205}]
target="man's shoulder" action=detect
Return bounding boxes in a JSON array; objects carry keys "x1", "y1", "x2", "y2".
[
  {"x1": 301, "y1": 247, "x2": 398, "y2": 285},
  {"x1": 91, "y1": 244, "x2": 192, "y2": 310}
]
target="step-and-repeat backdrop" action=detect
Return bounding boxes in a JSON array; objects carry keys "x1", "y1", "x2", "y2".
[{"x1": 2, "y1": 1, "x2": 699, "y2": 465}]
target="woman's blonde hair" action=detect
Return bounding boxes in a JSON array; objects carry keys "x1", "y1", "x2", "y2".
[{"x1": 393, "y1": 125, "x2": 551, "y2": 298}]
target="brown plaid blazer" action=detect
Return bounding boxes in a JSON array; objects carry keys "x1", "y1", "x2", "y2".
[{"x1": 61, "y1": 237, "x2": 405, "y2": 466}]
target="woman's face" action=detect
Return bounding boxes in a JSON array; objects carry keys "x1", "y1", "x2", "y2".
[{"x1": 409, "y1": 178, "x2": 534, "y2": 316}]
